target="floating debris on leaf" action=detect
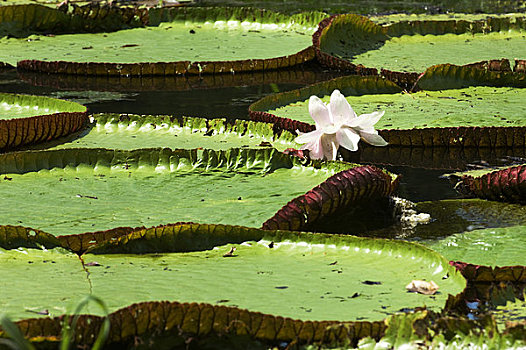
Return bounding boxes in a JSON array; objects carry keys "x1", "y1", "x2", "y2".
[
  {"x1": 406, "y1": 280, "x2": 439, "y2": 295},
  {"x1": 223, "y1": 247, "x2": 237, "y2": 257}
]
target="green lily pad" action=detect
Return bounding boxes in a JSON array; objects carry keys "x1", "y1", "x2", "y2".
[
  {"x1": 315, "y1": 13, "x2": 526, "y2": 73},
  {"x1": 251, "y1": 74, "x2": 526, "y2": 148},
  {"x1": 0, "y1": 148, "x2": 396, "y2": 235},
  {"x1": 0, "y1": 92, "x2": 85, "y2": 119},
  {"x1": 8, "y1": 6, "x2": 326, "y2": 75},
  {"x1": 0, "y1": 226, "x2": 465, "y2": 323},
  {"x1": 34, "y1": 114, "x2": 298, "y2": 152},
  {"x1": 266, "y1": 86, "x2": 526, "y2": 129},
  {"x1": 0, "y1": 247, "x2": 88, "y2": 320},
  {"x1": 0, "y1": 92, "x2": 87, "y2": 151},
  {"x1": 84, "y1": 234, "x2": 464, "y2": 322},
  {"x1": 196, "y1": 1, "x2": 526, "y2": 15},
  {"x1": 250, "y1": 74, "x2": 402, "y2": 133},
  {"x1": 424, "y1": 225, "x2": 526, "y2": 267}
]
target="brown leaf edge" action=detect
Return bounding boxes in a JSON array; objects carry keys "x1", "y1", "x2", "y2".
[
  {"x1": 0, "y1": 62, "x2": 13, "y2": 70},
  {"x1": 454, "y1": 164, "x2": 526, "y2": 204},
  {"x1": 17, "y1": 47, "x2": 316, "y2": 77},
  {"x1": 53, "y1": 221, "x2": 260, "y2": 255},
  {"x1": 451, "y1": 261, "x2": 526, "y2": 283},
  {"x1": 6, "y1": 301, "x2": 386, "y2": 348},
  {"x1": 13, "y1": 5, "x2": 324, "y2": 76},
  {"x1": 17, "y1": 65, "x2": 334, "y2": 93},
  {"x1": 417, "y1": 59, "x2": 526, "y2": 91},
  {"x1": 82, "y1": 222, "x2": 269, "y2": 255},
  {"x1": 262, "y1": 165, "x2": 398, "y2": 231},
  {"x1": 0, "y1": 111, "x2": 88, "y2": 151}
]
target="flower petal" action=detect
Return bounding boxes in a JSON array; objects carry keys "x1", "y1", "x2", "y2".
[
  {"x1": 360, "y1": 131, "x2": 388, "y2": 146},
  {"x1": 308, "y1": 95, "x2": 331, "y2": 129},
  {"x1": 346, "y1": 111, "x2": 385, "y2": 130},
  {"x1": 300, "y1": 138, "x2": 324, "y2": 159},
  {"x1": 295, "y1": 128, "x2": 324, "y2": 144},
  {"x1": 337, "y1": 127, "x2": 361, "y2": 152},
  {"x1": 320, "y1": 134, "x2": 338, "y2": 161},
  {"x1": 329, "y1": 89, "x2": 356, "y2": 126}
]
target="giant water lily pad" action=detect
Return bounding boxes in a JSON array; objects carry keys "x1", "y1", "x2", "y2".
[
  {"x1": 251, "y1": 74, "x2": 526, "y2": 148},
  {"x1": 314, "y1": 13, "x2": 526, "y2": 73},
  {"x1": 0, "y1": 148, "x2": 397, "y2": 235},
  {"x1": 8, "y1": 6, "x2": 326, "y2": 75},
  {"x1": 0, "y1": 225, "x2": 465, "y2": 323},
  {"x1": 0, "y1": 92, "x2": 87, "y2": 151},
  {"x1": 34, "y1": 114, "x2": 298, "y2": 152},
  {"x1": 84, "y1": 233, "x2": 464, "y2": 322},
  {"x1": 267, "y1": 86, "x2": 526, "y2": 129}
]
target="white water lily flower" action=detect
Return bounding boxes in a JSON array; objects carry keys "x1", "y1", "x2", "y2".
[{"x1": 295, "y1": 89, "x2": 388, "y2": 160}]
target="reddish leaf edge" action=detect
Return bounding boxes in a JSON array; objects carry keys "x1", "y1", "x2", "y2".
[
  {"x1": 451, "y1": 261, "x2": 526, "y2": 283},
  {"x1": 7, "y1": 300, "x2": 525, "y2": 348},
  {"x1": 454, "y1": 164, "x2": 526, "y2": 204},
  {"x1": 262, "y1": 165, "x2": 399, "y2": 231}
]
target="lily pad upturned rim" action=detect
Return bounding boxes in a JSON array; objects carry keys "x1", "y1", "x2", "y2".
[
  {"x1": 17, "y1": 65, "x2": 339, "y2": 92},
  {"x1": 262, "y1": 164, "x2": 399, "y2": 231},
  {"x1": 452, "y1": 164, "x2": 526, "y2": 204},
  {"x1": 90, "y1": 112, "x2": 298, "y2": 147},
  {"x1": 249, "y1": 71, "x2": 526, "y2": 149},
  {"x1": 311, "y1": 14, "x2": 382, "y2": 77},
  {"x1": 451, "y1": 261, "x2": 526, "y2": 283},
  {"x1": 0, "y1": 3, "x2": 148, "y2": 38},
  {"x1": 0, "y1": 92, "x2": 88, "y2": 151},
  {"x1": 12, "y1": 5, "x2": 328, "y2": 76},
  {"x1": 312, "y1": 13, "x2": 526, "y2": 75}
]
